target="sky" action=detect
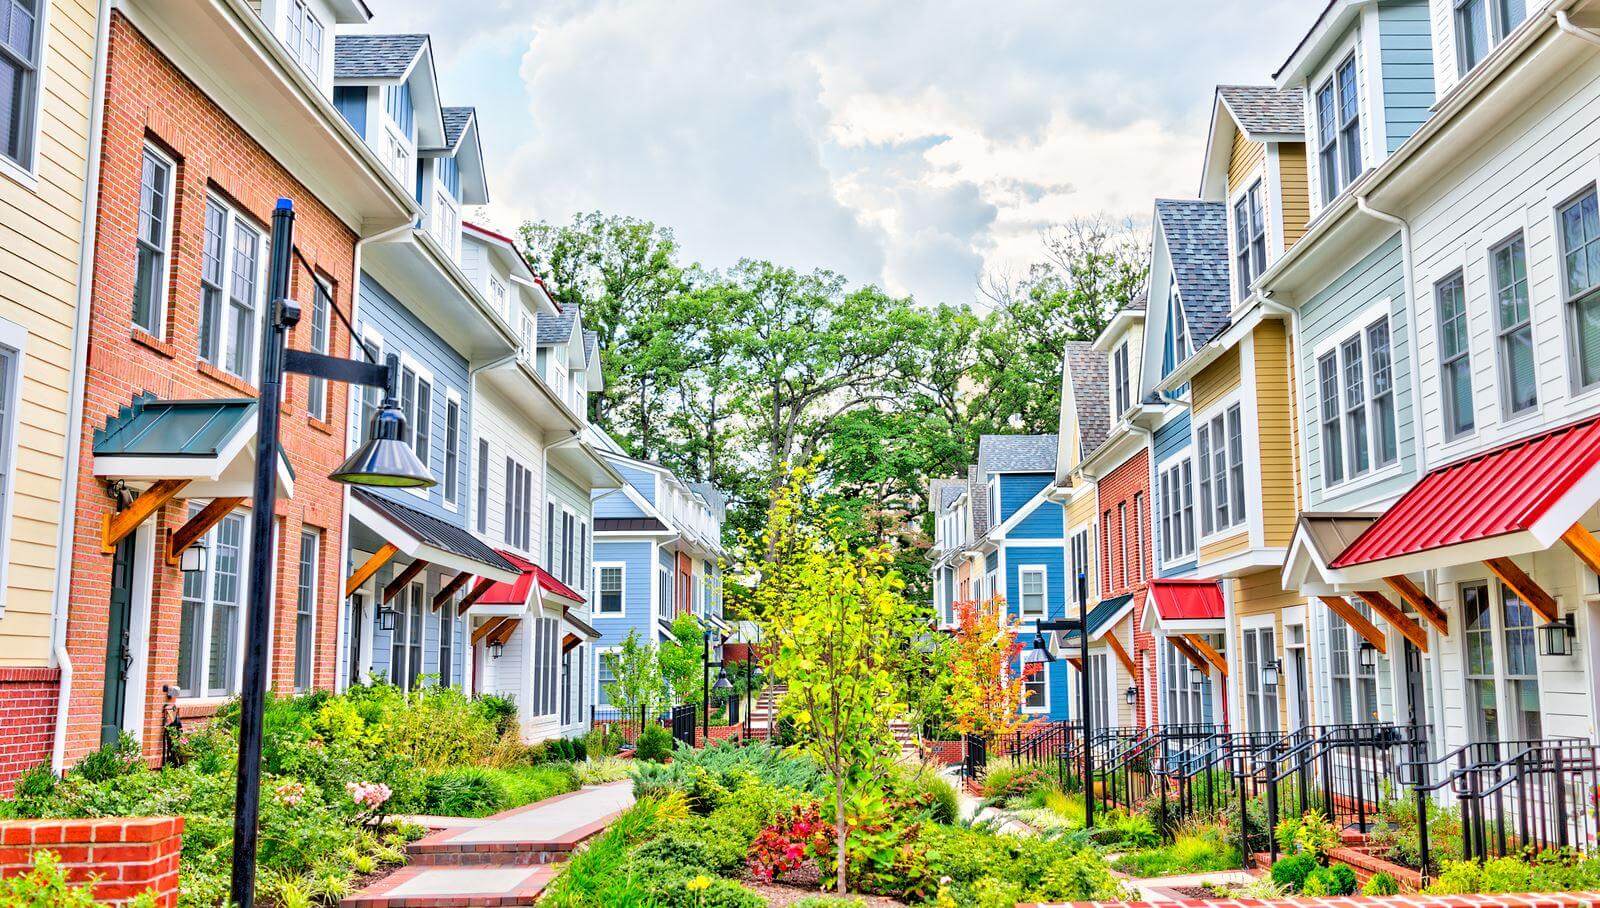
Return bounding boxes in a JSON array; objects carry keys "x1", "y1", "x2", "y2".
[{"x1": 363, "y1": 1, "x2": 1315, "y2": 306}]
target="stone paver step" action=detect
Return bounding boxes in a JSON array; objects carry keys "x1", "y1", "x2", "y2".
[
  {"x1": 341, "y1": 864, "x2": 554, "y2": 907},
  {"x1": 405, "y1": 782, "x2": 633, "y2": 866}
]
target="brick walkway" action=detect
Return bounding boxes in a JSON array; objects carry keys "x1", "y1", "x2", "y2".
[{"x1": 342, "y1": 781, "x2": 634, "y2": 907}]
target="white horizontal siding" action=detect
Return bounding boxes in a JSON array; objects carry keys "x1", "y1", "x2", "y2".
[{"x1": 472, "y1": 384, "x2": 546, "y2": 562}]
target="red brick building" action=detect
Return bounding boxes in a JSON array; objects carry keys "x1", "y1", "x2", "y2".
[
  {"x1": 60, "y1": 5, "x2": 412, "y2": 763},
  {"x1": 1093, "y1": 447, "x2": 1154, "y2": 727}
]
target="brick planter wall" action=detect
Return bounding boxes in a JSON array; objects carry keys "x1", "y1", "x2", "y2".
[
  {"x1": 1027, "y1": 896, "x2": 1600, "y2": 908},
  {"x1": 923, "y1": 739, "x2": 964, "y2": 765},
  {"x1": 0, "y1": 817, "x2": 183, "y2": 906},
  {"x1": 0, "y1": 668, "x2": 60, "y2": 797}
]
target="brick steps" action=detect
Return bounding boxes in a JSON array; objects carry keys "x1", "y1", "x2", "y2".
[{"x1": 339, "y1": 864, "x2": 555, "y2": 907}]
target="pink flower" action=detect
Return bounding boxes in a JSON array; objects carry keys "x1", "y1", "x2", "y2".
[
  {"x1": 345, "y1": 781, "x2": 393, "y2": 810},
  {"x1": 275, "y1": 781, "x2": 306, "y2": 807}
]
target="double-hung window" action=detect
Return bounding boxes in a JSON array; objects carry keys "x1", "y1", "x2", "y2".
[
  {"x1": 1069, "y1": 530, "x2": 1090, "y2": 607},
  {"x1": 438, "y1": 605, "x2": 453, "y2": 687},
  {"x1": 306, "y1": 278, "x2": 331, "y2": 420},
  {"x1": 1342, "y1": 337, "x2": 1369, "y2": 476},
  {"x1": 1436, "y1": 271, "x2": 1475, "y2": 438},
  {"x1": 1233, "y1": 181, "x2": 1267, "y2": 300},
  {"x1": 1159, "y1": 457, "x2": 1195, "y2": 564},
  {"x1": 1021, "y1": 658, "x2": 1047, "y2": 712},
  {"x1": 0, "y1": 0, "x2": 40, "y2": 168},
  {"x1": 503, "y1": 458, "x2": 532, "y2": 550},
  {"x1": 285, "y1": 0, "x2": 324, "y2": 78},
  {"x1": 1368, "y1": 320, "x2": 1398, "y2": 466},
  {"x1": 1319, "y1": 354, "x2": 1343, "y2": 486},
  {"x1": 1315, "y1": 55, "x2": 1362, "y2": 205},
  {"x1": 176, "y1": 507, "x2": 247, "y2": 698},
  {"x1": 442, "y1": 397, "x2": 460, "y2": 506},
  {"x1": 1560, "y1": 189, "x2": 1600, "y2": 389},
  {"x1": 1492, "y1": 234, "x2": 1536, "y2": 414},
  {"x1": 1196, "y1": 404, "x2": 1244, "y2": 536},
  {"x1": 597, "y1": 565, "x2": 624, "y2": 615},
  {"x1": 1112, "y1": 341, "x2": 1131, "y2": 415},
  {"x1": 1327, "y1": 602, "x2": 1378, "y2": 724},
  {"x1": 199, "y1": 196, "x2": 266, "y2": 381},
  {"x1": 1242, "y1": 625, "x2": 1279, "y2": 733},
  {"x1": 390, "y1": 581, "x2": 424, "y2": 692},
  {"x1": 294, "y1": 530, "x2": 318, "y2": 691},
  {"x1": 1318, "y1": 317, "x2": 1399, "y2": 486},
  {"x1": 133, "y1": 146, "x2": 175, "y2": 336},
  {"x1": 399, "y1": 364, "x2": 432, "y2": 464},
  {"x1": 476, "y1": 438, "x2": 489, "y2": 534},
  {"x1": 1456, "y1": 0, "x2": 1525, "y2": 75},
  {"x1": 1018, "y1": 567, "x2": 1046, "y2": 618}
]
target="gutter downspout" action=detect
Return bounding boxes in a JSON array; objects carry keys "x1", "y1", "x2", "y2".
[
  {"x1": 51, "y1": 0, "x2": 114, "y2": 776},
  {"x1": 1556, "y1": 10, "x2": 1600, "y2": 47},
  {"x1": 335, "y1": 219, "x2": 416, "y2": 694},
  {"x1": 1357, "y1": 196, "x2": 1427, "y2": 479}
]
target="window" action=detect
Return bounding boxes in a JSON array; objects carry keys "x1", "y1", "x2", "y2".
[
  {"x1": 1456, "y1": 0, "x2": 1525, "y2": 75},
  {"x1": 1112, "y1": 342, "x2": 1131, "y2": 415},
  {"x1": 1492, "y1": 234, "x2": 1536, "y2": 415},
  {"x1": 306, "y1": 278, "x2": 331, "y2": 420},
  {"x1": 547, "y1": 501, "x2": 558, "y2": 569},
  {"x1": 475, "y1": 439, "x2": 489, "y2": 534},
  {"x1": 1461, "y1": 579, "x2": 1543, "y2": 742},
  {"x1": 597, "y1": 648, "x2": 617, "y2": 707},
  {"x1": 1196, "y1": 404, "x2": 1244, "y2": 535},
  {"x1": 1022, "y1": 660, "x2": 1047, "y2": 712},
  {"x1": 431, "y1": 189, "x2": 460, "y2": 254},
  {"x1": 285, "y1": 0, "x2": 324, "y2": 78},
  {"x1": 489, "y1": 277, "x2": 509, "y2": 320},
  {"x1": 1316, "y1": 55, "x2": 1362, "y2": 205},
  {"x1": 1342, "y1": 337, "x2": 1369, "y2": 475},
  {"x1": 133, "y1": 146, "x2": 174, "y2": 335},
  {"x1": 225, "y1": 213, "x2": 263, "y2": 381},
  {"x1": 1159, "y1": 457, "x2": 1195, "y2": 563},
  {"x1": 561, "y1": 510, "x2": 574, "y2": 585},
  {"x1": 0, "y1": 340, "x2": 16, "y2": 583},
  {"x1": 1242, "y1": 626, "x2": 1278, "y2": 733},
  {"x1": 1018, "y1": 567, "x2": 1046, "y2": 617},
  {"x1": 199, "y1": 202, "x2": 225, "y2": 361},
  {"x1": 390, "y1": 581, "x2": 425, "y2": 692},
  {"x1": 1100, "y1": 510, "x2": 1113, "y2": 595},
  {"x1": 1163, "y1": 639, "x2": 1206, "y2": 725},
  {"x1": 1436, "y1": 271, "x2": 1474, "y2": 438},
  {"x1": 1166, "y1": 279, "x2": 1188, "y2": 376},
  {"x1": 529, "y1": 615, "x2": 558, "y2": 716},
  {"x1": 1069, "y1": 530, "x2": 1090, "y2": 607},
  {"x1": 1089, "y1": 651, "x2": 1110, "y2": 730},
  {"x1": 1501, "y1": 585, "x2": 1541, "y2": 740},
  {"x1": 1462, "y1": 581, "x2": 1498, "y2": 741},
  {"x1": 1234, "y1": 181, "x2": 1267, "y2": 300},
  {"x1": 1368, "y1": 320, "x2": 1398, "y2": 466},
  {"x1": 357, "y1": 332, "x2": 383, "y2": 444},
  {"x1": 597, "y1": 565, "x2": 624, "y2": 614},
  {"x1": 0, "y1": 0, "x2": 40, "y2": 168},
  {"x1": 503, "y1": 459, "x2": 532, "y2": 550},
  {"x1": 578, "y1": 523, "x2": 588, "y2": 592},
  {"x1": 176, "y1": 508, "x2": 247, "y2": 698},
  {"x1": 1560, "y1": 190, "x2": 1600, "y2": 388},
  {"x1": 197, "y1": 196, "x2": 269, "y2": 380},
  {"x1": 293, "y1": 530, "x2": 317, "y2": 691},
  {"x1": 438, "y1": 606, "x2": 453, "y2": 687},
  {"x1": 1318, "y1": 354, "x2": 1343, "y2": 486},
  {"x1": 442, "y1": 397, "x2": 460, "y2": 506},
  {"x1": 1117, "y1": 502, "x2": 1127, "y2": 589},
  {"x1": 658, "y1": 565, "x2": 671, "y2": 614},
  {"x1": 1327, "y1": 603, "x2": 1379, "y2": 724},
  {"x1": 1132, "y1": 493, "x2": 1145, "y2": 583},
  {"x1": 1318, "y1": 317, "x2": 1399, "y2": 486}
]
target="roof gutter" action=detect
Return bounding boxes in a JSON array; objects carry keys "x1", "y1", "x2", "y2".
[{"x1": 1356, "y1": 195, "x2": 1428, "y2": 477}]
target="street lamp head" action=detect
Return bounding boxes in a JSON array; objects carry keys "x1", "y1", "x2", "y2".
[
  {"x1": 713, "y1": 668, "x2": 734, "y2": 691},
  {"x1": 1026, "y1": 630, "x2": 1056, "y2": 664},
  {"x1": 331, "y1": 400, "x2": 436, "y2": 488}
]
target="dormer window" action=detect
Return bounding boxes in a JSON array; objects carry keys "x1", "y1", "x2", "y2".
[
  {"x1": 1112, "y1": 341, "x2": 1131, "y2": 416},
  {"x1": 1233, "y1": 181, "x2": 1266, "y2": 301},
  {"x1": 987, "y1": 477, "x2": 998, "y2": 526},
  {"x1": 381, "y1": 83, "x2": 414, "y2": 184},
  {"x1": 1166, "y1": 279, "x2": 1187, "y2": 373},
  {"x1": 1456, "y1": 0, "x2": 1525, "y2": 75},
  {"x1": 1315, "y1": 55, "x2": 1362, "y2": 206},
  {"x1": 284, "y1": 0, "x2": 325, "y2": 80}
]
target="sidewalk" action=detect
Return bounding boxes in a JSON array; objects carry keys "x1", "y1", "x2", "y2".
[{"x1": 343, "y1": 781, "x2": 635, "y2": 907}]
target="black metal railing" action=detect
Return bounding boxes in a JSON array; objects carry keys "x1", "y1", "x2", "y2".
[
  {"x1": 963, "y1": 733, "x2": 989, "y2": 782},
  {"x1": 1258, "y1": 722, "x2": 1423, "y2": 863},
  {"x1": 1006, "y1": 721, "x2": 1082, "y2": 766}
]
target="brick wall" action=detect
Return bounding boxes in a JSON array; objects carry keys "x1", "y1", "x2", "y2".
[
  {"x1": 0, "y1": 668, "x2": 60, "y2": 796},
  {"x1": 0, "y1": 817, "x2": 183, "y2": 907},
  {"x1": 1097, "y1": 449, "x2": 1153, "y2": 727},
  {"x1": 62, "y1": 13, "x2": 359, "y2": 764}
]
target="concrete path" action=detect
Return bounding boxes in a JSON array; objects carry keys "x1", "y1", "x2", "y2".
[{"x1": 343, "y1": 781, "x2": 635, "y2": 907}]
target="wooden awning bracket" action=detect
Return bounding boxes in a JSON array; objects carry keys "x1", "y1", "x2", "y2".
[
  {"x1": 102, "y1": 479, "x2": 190, "y2": 552},
  {"x1": 487, "y1": 617, "x2": 521, "y2": 647},
  {"x1": 382, "y1": 560, "x2": 430, "y2": 604},
  {"x1": 165, "y1": 496, "x2": 246, "y2": 565},
  {"x1": 1169, "y1": 635, "x2": 1211, "y2": 676},
  {"x1": 1106, "y1": 632, "x2": 1138, "y2": 675},
  {"x1": 1319, "y1": 595, "x2": 1388, "y2": 654},
  {"x1": 1384, "y1": 575, "x2": 1449, "y2": 636},
  {"x1": 1484, "y1": 557, "x2": 1560, "y2": 623},
  {"x1": 432, "y1": 571, "x2": 472, "y2": 611},
  {"x1": 1354, "y1": 590, "x2": 1429, "y2": 653},
  {"x1": 471, "y1": 616, "x2": 508, "y2": 646},
  {"x1": 345, "y1": 543, "x2": 399, "y2": 598},
  {"x1": 1562, "y1": 524, "x2": 1600, "y2": 576},
  {"x1": 1184, "y1": 634, "x2": 1229, "y2": 677},
  {"x1": 457, "y1": 578, "x2": 493, "y2": 617}
]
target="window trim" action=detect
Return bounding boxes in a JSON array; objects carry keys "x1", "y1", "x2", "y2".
[
  {"x1": 175, "y1": 505, "x2": 251, "y2": 700},
  {"x1": 595, "y1": 562, "x2": 626, "y2": 617},
  {"x1": 1232, "y1": 180, "x2": 1267, "y2": 301},
  {"x1": 1435, "y1": 268, "x2": 1476, "y2": 441},
  {"x1": 305, "y1": 275, "x2": 333, "y2": 420},
  {"x1": 133, "y1": 143, "x2": 178, "y2": 338},
  {"x1": 442, "y1": 390, "x2": 462, "y2": 509},
  {"x1": 1314, "y1": 306, "x2": 1401, "y2": 491},
  {"x1": 397, "y1": 353, "x2": 435, "y2": 498},
  {"x1": 1021, "y1": 658, "x2": 1050, "y2": 714},
  {"x1": 1017, "y1": 565, "x2": 1047, "y2": 618},
  {"x1": 1158, "y1": 452, "x2": 1196, "y2": 568},
  {"x1": 0, "y1": 0, "x2": 48, "y2": 181},
  {"x1": 1112, "y1": 341, "x2": 1131, "y2": 416},
  {"x1": 293, "y1": 528, "x2": 319, "y2": 692},
  {"x1": 1557, "y1": 185, "x2": 1600, "y2": 394},
  {"x1": 1195, "y1": 396, "x2": 1247, "y2": 541},
  {"x1": 1488, "y1": 231, "x2": 1538, "y2": 418},
  {"x1": 199, "y1": 194, "x2": 269, "y2": 382},
  {"x1": 284, "y1": 0, "x2": 326, "y2": 81},
  {"x1": 0, "y1": 317, "x2": 27, "y2": 614},
  {"x1": 1313, "y1": 50, "x2": 1363, "y2": 208}
]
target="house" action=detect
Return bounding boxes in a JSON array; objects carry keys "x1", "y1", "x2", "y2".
[
  {"x1": 60, "y1": 0, "x2": 415, "y2": 766},
  {"x1": 589, "y1": 433, "x2": 725, "y2": 714},
  {"x1": 0, "y1": 0, "x2": 105, "y2": 792}
]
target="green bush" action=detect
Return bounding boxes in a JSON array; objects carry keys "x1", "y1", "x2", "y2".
[
  {"x1": 471, "y1": 693, "x2": 519, "y2": 737},
  {"x1": 417, "y1": 767, "x2": 505, "y2": 816},
  {"x1": 574, "y1": 756, "x2": 633, "y2": 785},
  {"x1": 1111, "y1": 826, "x2": 1239, "y2": 877},
  {"x1": 1363, "y1": 871, "x2": 1401, "y2": 896},
  {"x1": 1276, "y1": 809, "x2": 1340, "y2": 861},
  {"x1": 1270, "y1": 852, "x2": 1317, "y2": 891},
  {"x1": 898, "y1": 769, "x2": 959, "y2": 825},
  {"x1": 1301, "y1": 864, "x2": 1354, "y2": 897},
  {"x1": 634, "y1": 724, "x2": 674, "y2": 762},
  {"x1": 791, "y1": 897, "x2": 866, "y2": 908},
  {"x1": 73, "y1": 733, "x2": 143, "y2": 783}
]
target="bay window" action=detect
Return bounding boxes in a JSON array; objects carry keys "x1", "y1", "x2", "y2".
[{"x1": 1318, "y1": 316, "x2": 1399, "y2": 487}]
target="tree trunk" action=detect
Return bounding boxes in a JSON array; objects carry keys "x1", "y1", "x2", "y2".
[{"x1": 834, "y1": 777, "x2": 848, "y2": 894}]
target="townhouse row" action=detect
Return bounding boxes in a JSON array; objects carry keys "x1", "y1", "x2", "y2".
[
  {"x1": 0, "y1": 0, "x2": 725, "y2": 794},
  {"x1": 932, "y1": 0, "x2": 1600, "y2": 757}
]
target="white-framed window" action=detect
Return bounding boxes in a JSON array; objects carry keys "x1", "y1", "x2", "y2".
[
  {"x1": 1196, "y1": 402, "x2": 1245, "y2": 537},
  {"x1": 560, "y1": 507, "x2": 575, "y2": 586},
  {"x1": 1242, "y1": 624, "x2": 1278, "y2": 733},
  {"x1": 1166, "y1": 279, "x2": 1188, "y2": 375},
  {"x1": 399, "y1": 359, "x2": 433, "y2": 465},
  {"x1": 198, "y1": 194, "x2": 266, "y2": 381},
  {"x1": 390, "y1": 580, "x2": 425, "y2": 692},
  {"x1": 133, "y1": 144, "x2": 175, "y2": 337},
  {"x1": 503, "y1": 457, "x2": 532, "y2": 550},
  {"x1": 306, "y1": 277, "x2": 332, "y2": 420},
  {"x1": 1490, "y1": 233, "x2": 1536, "y2": 416},
  {"x1": 578, "y1": 520, "x2": 588, "y2": 593},
  {"x1": 382, "y1": 82, "x2": 414, "y2": 182},
  {"x1": 1069, "y1": 529, "x2": 1091, "y2": 607},
  {"x1": 1436, "y1": 270, "x2": 1475, "y2": 439},
  {"x1": 1315, "y1": 53, "x2": 1362, "y2": 206},
  {"x1": 1233, "y1": 180, "x2": 1267, "y2": 300},
  {"x1": 176, "y1": 507, "x2": 248, "y2": 698},
  {"x1": 1460, "y1": 580, "x2": 1542, "y2": 743},
  {"x1": 431, "y1": 188, "x2": 460, "y2": 257},
  {"x1": 984, "y1": 569, "x2": 999, "y2": 605},
  {"x1": 1021, "y1": 659, "x2": 1048, "y2": 713},
  {"x1": 0, "y1": 326, "x2": 20, "y2": 610},
  {"x1": 1112, "y1": 341, "x2": 1131, "y2": 416},
  {"x1": 1159, "y1": 455, "x2": 1195, "y2": 564},
  {"x1": 1456, "y1": 0, "x2": 1525, "y2": 76},
  {"x1": 489, "y1": 276, "x2": 509, "y2": 321},
  {"x1": 1559, "y1": 188, "x2": 1600, "y2": 390},
  {"x1": 596, "y1": 564, "x2": 625, "y2": 615},
  {"x1": 438, "y1": 602, "x2": 454, "y2": 688},
  {"x1": 530, "y1": 614, "x2": 559, "y2": 717},
  {"x1": 596, "y1": 646, "x2": 618, "y2": 707},
  {"x1": 0, "y1": 0, "x2": 42, "y2": 171},
  {"x1": 1162, "y1": 638, "x2": 1206, "y2": 725},
  {"x1": 355, "y1": 327, "x2": 383, "y2": 444},
  {"x1": 1117, "y1": 501, "x2": 1127, "y2": 588},
  {"x1": 1089, "y1": 651, "x2": 1110, "y2": 729},
  {"x1": 1018, "y1": 566, "x2": 1046, "y2": 617},
  {"x1": 284, "y1": 0, "x2": 325, "y2": 79},
  {"x1": 294, "y1": 529, "x2": 318, "y2": 692},
  {"x1": 1132, "y1": 493, "x2": 1145, "y2": 583},
  {"x1": 475, "y1": 437, "x2": 490, "y2": 534},
  {"x1": 442, "y1": 394, "x2": 461, "y2": 507},
  {"x1": 1327, "y1": 602, "x2": 1379, "y2": 724}
]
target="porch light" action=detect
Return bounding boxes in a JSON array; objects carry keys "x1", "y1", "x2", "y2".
[
  {"x1": 490, "y1": 640, "x2": 505, "y2": 659},
  {"x1": 180, "y1": 541, "x2": 208, "y2": 575},
  {"x1": 378, "y1": 606, "x2": 398, "y2": 633},
  {"x1": 1125, "y1": 685, "x2": 1138, "y2": 705},
  {"x1": 1262, "y1": 659, "x2": 1281, "y2": 688},
  {"x1": 1358, "y1": 640, "x2": 1377, "y2": 670},
  {"x1": 330, "y1": 400, "x2": 436, "y2": 489},
  {"x1": 1188, "y1": 664, "x2": 1204, "y2": 685},
  {"x1": 1539, "y1": 614, "x2": 1576, "y2": 657}
]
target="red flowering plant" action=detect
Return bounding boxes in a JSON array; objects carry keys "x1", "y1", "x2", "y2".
[{"x1": 747, "y1": 803, "x2": 826, "y2": 883}]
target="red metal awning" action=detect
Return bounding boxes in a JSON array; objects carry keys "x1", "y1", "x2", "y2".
[
  {"x1": 1144, "y1": 579, "x2": 1225, "y2": 630},
  {"x1": 535, "y1": 565, "x2": 585, "y2": 606},
  {"x1": 1331, "y1": 414, "x2": 1600, "y2": 574},
  {"x1": 471, "y1": 550, "x2": 588, "y2": 608}
]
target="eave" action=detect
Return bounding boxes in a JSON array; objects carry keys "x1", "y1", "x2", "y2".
[
  {"x1": 478, "y1": 359, "x2": 581, "y2": 435},
  {"x1": 364, "y1": 230, "x2": 520, "y2": 363}
]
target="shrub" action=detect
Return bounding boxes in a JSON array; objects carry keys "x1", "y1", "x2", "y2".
[
  {"x1": 1302, "y1": 863, "x2": 1357, "y2": 897},
  {"x1": 1111, "y1": 826, "x2": 1239, "y2": 877},
  {"x1": 1366, "y1": 793, "x2": 1463, "y2": 873},
  {"x1": 635, "y1": 724, "x2": 674, "y2": 762},
  {"x1": 901, "y1": 770, "x2": 960, "y2": 825},
  {"x1": 0, "y1": 851, "x2": 155, "y2": 908},
  {"x1": 1270, "y1": 852, "x2": 1317, "y2": 892},
  {"x1": 417, "y1": 767, "x2": 505, "y2": 817},
  {"x1": 574, "y1": 756, "x2": 633, "y2": 785},
  {"x1": 979, "y1": 761, "x2": 1049, "y2": 804},
  {"x1": 1363, "y1": 871, "x2": 1401, "y2": 896},
  {"x1": 74, "y1": 733, "x2": 143, "y2": 783},
  {"x1": 1277, "y1": 809, "x2": 1340, "y2": 861},
  {"x1": 1104, "y1": 808, "x2": 1157, "y2": 848},
  {"x1": 472, "y1": 693, "x2": 519, "y2": 737}
]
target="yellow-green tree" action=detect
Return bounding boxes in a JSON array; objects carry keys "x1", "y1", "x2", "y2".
[{"x1": 756, "y1": 465, "x2": 924, "y2": 895}]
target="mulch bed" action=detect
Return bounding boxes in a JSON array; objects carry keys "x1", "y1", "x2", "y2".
[
  {"x1": 741, "y1": 865, "x2": 908, "y2": 906},
  {"x1": 1168, "y1": 885, "x2": 1223, "y2": 898}
]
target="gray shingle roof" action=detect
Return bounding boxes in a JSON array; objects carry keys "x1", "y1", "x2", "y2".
[
  {"x1": 1217, "y1": 85, "x2": 1305, "y2": 137},
  {"x1": 583, "y1": 330, "x2": 599, "y2": 363},
  {"x1": 1063, "y1": 342, "x2": 1109, "y2": 458},
  {"x1": 1125, "y1": 287, "x2": 1148, "y2": 312},
  {"x1": 967, "y1": 465, "x2": 988, "y2": 536},
  {"x1": 977, "y1": 434, "x2": 1059, "y2": 476},
  {"x1": 441, "y1": 107, "x2": 474, "y2": 150},
  {"x1": 334, "y1": 34, "x2": 427, "y2": 81},
  {"x1": 1156, "y1": 198, "x2": 1232, "y2": 347},
  {"x1": 536, "y1": 310, "x2": 576, "y2": 346},
  {"x1": 687, "y1": 482, "x2": 727, "y2": 521},
  {"x1": 930, "y1": 477, "x2": 966, "y2": 512}
]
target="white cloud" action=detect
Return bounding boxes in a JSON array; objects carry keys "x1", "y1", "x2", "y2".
[{"x1": 366, "y1": 0, "x2": 1315, "y2": 304}]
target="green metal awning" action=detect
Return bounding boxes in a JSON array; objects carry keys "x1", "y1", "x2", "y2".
[
  {"x1": 92, "y1": 394, "x2": 293, "y2": 498},
  {"x1": 1060, "y1": 593, "x2": 1136, "y2": 644}
]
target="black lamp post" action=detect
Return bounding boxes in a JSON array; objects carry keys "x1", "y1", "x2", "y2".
[
  {"x1": 230, "y1": 200, "x2": 434, "y2": 908},
  {"x1": 1032, "y1": 616, "x2": 1091, "y2": 828},
  {"x1": 702, "y1": 629, "x2": 730, "y2": 736}
]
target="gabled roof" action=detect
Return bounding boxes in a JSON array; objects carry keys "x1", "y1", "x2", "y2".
[
  {"x1": 1154, "y1": 199, "x2": 1231, "y2": 346},
  {"x1": 441, "y1": 106, "x2": 474, "y2": 151},
  {"x1": 537, "y1": 309, "x2": 577, "y2": 345},
  {"x1": 583, "y1": 330, "x2": 599, "y2": 364},
  {"x1": 1063, "y1": 343, "x2": 1109, "y2": 458},
  {"x1": 687, "y1": 481, "x2": 726, "y2": 521},
  {"x1": 930, "y1": 477, "x2": 966, "y2": 513},
  {"x1": 977, "y1": 434, "x2": 1059, "y2": 475},
  {"x1": 334, "y1": 34, "x2": 426, "y2": 80},
  {"x1": 1216, "y1": 85, "x2": 1304, "y2": 137},
  {"x1": 967, "y1": 465, "x2": 988, "y2": 536}
]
